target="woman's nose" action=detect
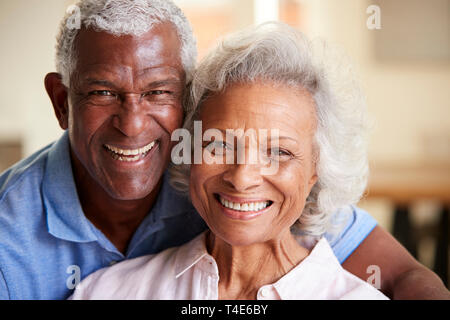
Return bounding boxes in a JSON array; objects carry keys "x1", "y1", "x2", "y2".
[
  {"x1": 222, "y1": 163, "x2": 264, "y2": 192},
  {"x1": 113, "y1": 94, "x2": 148, "y2": 137}
]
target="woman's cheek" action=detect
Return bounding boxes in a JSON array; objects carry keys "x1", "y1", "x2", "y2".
[
  {"x1": 189, "y1": 165, "x2": 211, "y2": 221},
  {"x1": 272, "y1": 175, "x2": 307, "y2": 224}
]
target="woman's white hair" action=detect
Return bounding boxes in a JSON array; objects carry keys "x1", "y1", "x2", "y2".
[
  {"x1": 170, "y1": 22, "x2": 370, "y2": 239},
  {"x1": 55, "y1": 0, "x2": 197, "y2": 88}
]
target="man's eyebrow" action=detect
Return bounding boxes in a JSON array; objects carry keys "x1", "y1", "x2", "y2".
[
  {"x1": 85, "y1": 78, "x2": 117, "y2": 88},
  {"x1": 83, "y1": 77, "x2": 182, "y2": 90},
  {"x1": 144, "y1": 79, "x2": 183, "y2": 89}
]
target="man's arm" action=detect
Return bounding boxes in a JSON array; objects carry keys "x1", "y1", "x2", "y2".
[{"x1": 342, "y1": 225, "x2": 450, "y2": 299}]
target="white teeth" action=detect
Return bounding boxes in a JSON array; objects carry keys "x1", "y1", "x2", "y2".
[
  {"x1": 105, "y1": 141, "x2": 156, "y2": 161},
  {"x1": 117, "y1": 155, "x2": 140, "y2": 162},
  {"x1": 219, "y1": 196, "x2": 270, "y2": 212}
]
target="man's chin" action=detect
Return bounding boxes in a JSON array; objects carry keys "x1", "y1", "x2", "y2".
[{"x1": 102, "y1": 179, "x2": 161, "y2": 202}]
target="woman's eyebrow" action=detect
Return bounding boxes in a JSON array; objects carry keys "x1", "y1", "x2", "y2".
[
  {"x1": 268, "y1": 136, "x2": 298, "y2": 143},
  {"x1": 210, "y1": 129, "x2": 299, "y2": 144}
]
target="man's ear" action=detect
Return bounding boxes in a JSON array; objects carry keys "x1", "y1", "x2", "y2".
[{"x1": 44, "y1": 72, "x2": 69, "y2": 130}]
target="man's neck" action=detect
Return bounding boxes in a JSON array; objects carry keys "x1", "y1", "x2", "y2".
[
  {"x1": 70, "y1": 152, "x2": 162, "y2": 255},
  {"x1": 80, "y1": 182, "x2": 161, "y2": 254}
]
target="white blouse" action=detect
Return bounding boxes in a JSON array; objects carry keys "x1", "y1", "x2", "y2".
[{"x1": 69, "y1": 232, "x2": 388, "y2": 300}]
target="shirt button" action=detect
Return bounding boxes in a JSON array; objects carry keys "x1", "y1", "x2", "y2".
[{"x1": 260, "y1": 286, "x2": 271, "y2": 298}]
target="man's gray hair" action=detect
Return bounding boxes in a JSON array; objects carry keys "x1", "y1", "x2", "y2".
[
  {"x1": 170, "y1": 22, "x2": 370, "y2": 239},
  {"x1": 55, "y1": 0, "x2": 197, "y2": 88}
]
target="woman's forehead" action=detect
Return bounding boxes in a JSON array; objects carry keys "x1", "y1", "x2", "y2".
[{"x1": 199, "y1": 81, "x2": 317, "y2": 135}]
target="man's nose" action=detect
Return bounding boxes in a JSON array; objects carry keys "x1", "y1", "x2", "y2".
[
  {"x1": 113, "y1": 94, "x2": 148, "y2": 137},
  {"x1": 222, "y1": 163, "x2": 264, "y2": 192}
]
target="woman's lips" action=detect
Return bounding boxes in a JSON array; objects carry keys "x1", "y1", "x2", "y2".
[{"x1": 214, "y1": 193, "x2": 273, "y2": 220}]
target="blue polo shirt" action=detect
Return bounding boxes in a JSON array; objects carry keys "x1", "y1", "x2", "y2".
[{"x1": 0, "y1": 132, "x2": 376, "y2": 300}]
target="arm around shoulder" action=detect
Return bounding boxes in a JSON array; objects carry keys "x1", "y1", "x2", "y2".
[{"x1": 342, "y1": 225, "x2": 450, "y2": 299}]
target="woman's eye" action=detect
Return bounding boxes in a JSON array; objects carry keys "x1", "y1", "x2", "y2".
[
  {"x1": 209, "y1": 141, "x2": 227, "y2": 149},
  {"x1": 204, "y1": 141, "x2": 229, "y2": 155},
  {"x1": 270, "y1": 148, "x2": 292, "y2": 159}
]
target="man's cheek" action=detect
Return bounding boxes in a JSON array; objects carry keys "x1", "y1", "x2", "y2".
[{"x1": 163, "y1": 106, "x2": 184, "y2": 129}]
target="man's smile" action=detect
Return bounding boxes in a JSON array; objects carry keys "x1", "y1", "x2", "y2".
[{"x1": 104, "y1": 140, "x2": 158, "y2": 162}]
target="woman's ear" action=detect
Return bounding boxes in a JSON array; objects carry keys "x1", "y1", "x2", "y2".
[{"x1": 44, "y1": 73, "x2": 69, "y2": 130}]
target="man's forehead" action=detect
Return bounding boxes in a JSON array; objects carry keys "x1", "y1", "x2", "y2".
[
  {"x1": 78, "y1": 65, "x2": 183, "y2": 82},
  {"x1": 73, "y1": 22, "x2": 183, "y2": 75}
]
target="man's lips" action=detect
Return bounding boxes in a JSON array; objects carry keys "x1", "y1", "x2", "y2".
[{"x1": 103, "y1": 140, "x2": 158, "y2": 162}]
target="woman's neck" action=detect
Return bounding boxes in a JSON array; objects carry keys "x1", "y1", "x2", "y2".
[{"x1": 206, "y1": 230, "x2": 310, "y2": 300}]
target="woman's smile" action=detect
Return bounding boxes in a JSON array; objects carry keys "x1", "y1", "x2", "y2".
[{"x1": 214, "y1": 192, "x2": 274, "y2": 220}]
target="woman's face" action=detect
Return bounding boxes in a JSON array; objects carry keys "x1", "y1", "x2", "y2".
[{"x1": 189, "y1": 81, "x2": 318, "y2": 246}]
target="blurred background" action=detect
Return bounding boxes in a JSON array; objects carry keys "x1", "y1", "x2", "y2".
[{"x1": 0, "y1": 0, "x2": 448, "y2": 287}]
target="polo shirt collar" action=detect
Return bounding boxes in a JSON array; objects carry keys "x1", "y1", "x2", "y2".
[
  {"x1": 271, "y1": 238, "x2": 340, "y2": 299},
  {"x1": 124, "y1": 170, "x2": 197, "y2": 256},
  {"x1": 42, "y1": 131, "x2": 98, "y2": 243},
  {"x1": 148, "y1": 169, "x2": 195, "y2": 221},
  {"x1": 173, "y1": 235, "x2": 342, "y2": 299},
  {"x1": 174, "y1": 232, "x2": 209, "y2": 278}
]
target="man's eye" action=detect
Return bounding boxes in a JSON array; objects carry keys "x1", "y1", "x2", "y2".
[
  {"x1": 142, "y1": 90, "x2": 171, "y2": 97},
  {"x1": 89, "y1": 90, "x2": 115, "y2": 96}
]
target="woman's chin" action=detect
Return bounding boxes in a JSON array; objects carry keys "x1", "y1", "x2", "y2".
[{"x1": 211, "y1": 229, "x2": 265, "y2": 247}]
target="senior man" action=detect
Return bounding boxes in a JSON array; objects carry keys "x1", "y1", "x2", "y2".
[{"x1": 0, "y1": 0, "x2": 448, "y2": 300}]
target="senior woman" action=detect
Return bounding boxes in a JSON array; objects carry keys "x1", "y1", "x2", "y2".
[{"x1": 70, "y1": 22, "x2": 387, "y2": 300}]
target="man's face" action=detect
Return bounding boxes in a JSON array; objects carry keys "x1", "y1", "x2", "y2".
[{"x1": 66, "y1": 22, "x2": 185, "y2": 200}]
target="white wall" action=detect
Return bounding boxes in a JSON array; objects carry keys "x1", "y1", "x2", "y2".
[
  {"x1": 0, "y1": 0, "x2": 74, "y2": 156},
  {"x1": 302, "y1": 0, "x2": 450, "y2": 165}
]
